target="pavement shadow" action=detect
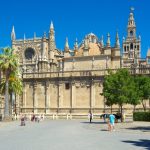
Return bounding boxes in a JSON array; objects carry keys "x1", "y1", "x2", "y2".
[
  {"x1": 100, "y1": 129, "x2": 108, "y2": 131},
  {"x1": 80, "y1": 121, "x2": 106, "y2": 125},
  {"x1": 122, "y1": 139, "x2": 150, "y2": 150},
  {"x1": 126, "y1": 126, "x2": 150, "y2": 133}
]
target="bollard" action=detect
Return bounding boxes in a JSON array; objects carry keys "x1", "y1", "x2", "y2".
[
  {"x1": 29, "y1": 114, "x2": 32, "y2": 121},
  {"x1": 70, "y1": 114, "x2": 72, "y2": 120},
  {"x1": 53, "y1": 114, "x2": 55, "y2": 120},
  {"x1": 14, "y1": 114, "x2": 17, "y2": 120}
]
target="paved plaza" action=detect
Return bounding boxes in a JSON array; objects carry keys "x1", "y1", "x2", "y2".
[{"x1": 0, "y1": 119, "x2": 149, "y2": 150}]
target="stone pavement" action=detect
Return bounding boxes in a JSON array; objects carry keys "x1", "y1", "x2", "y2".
[{"x1": 0, "y1": 119, "x2": 149, "y2": 150}]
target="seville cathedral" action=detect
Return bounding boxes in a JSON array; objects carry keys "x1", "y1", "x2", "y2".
[{"x1": 9, "y1": 9, "x2": 150, "y2": 117}]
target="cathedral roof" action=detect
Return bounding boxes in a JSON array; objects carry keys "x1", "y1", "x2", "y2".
[
  {"x1": 86, "y1": 32, "x2": 98, "y2": 43},
  {"x1": 75, "y1": 42, "x2": 101, "y2": 56},
  {"x1": 74, "y1": 33, "x2": 102, "y2": 56}
]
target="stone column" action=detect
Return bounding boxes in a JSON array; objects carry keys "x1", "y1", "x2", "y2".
[
  {"x1": 22, "y1": 83, "x2": 26, "y2": 113},
  {"x1": 90, "y1": 81, "x2": 95, "y2": 110},
  {"x1": 15, "y1": 94, "x2": 20, "y2": 114},
  {"x1": 57, "y1": 83, "x2": 62, "y2": 113},
  {"x1": 71, "y1": 82, "x2": 76, "y2": 109},
  {"x1": 45, "y1": 81, "x2": 50, "y2": 114},
  {"x1": 33, "y1": 82, "x2": 38, "y2": 113}
]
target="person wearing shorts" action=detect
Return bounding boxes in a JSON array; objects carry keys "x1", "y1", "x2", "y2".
[{"x1": 109, "y1": 114, "x2": 115, "y2": 131}]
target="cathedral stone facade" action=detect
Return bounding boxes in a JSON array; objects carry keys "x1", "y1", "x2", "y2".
[{"x1": 11, "y1": 9, "x2": 150, "y2": 117}]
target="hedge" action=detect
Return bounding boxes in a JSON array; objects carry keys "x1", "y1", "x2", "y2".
[{"x1": 133, "y1": 112, "x2": 150, "y2": 121}]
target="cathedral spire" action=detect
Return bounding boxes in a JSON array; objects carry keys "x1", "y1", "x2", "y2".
[
  {"x1": 34, "y1": 32, "x2": 36, "y2": 39},
  {"x1": 84, "y1": 36, "x2": 89, "y2": 49},
  {"x1": 115, "y1": 31, "x2": 120, "y2": 48},
  {"x1": 138, "y1": 35, "x2": 141, "y2": 41},
  {"x1": 24, "y1": 34, "x2": 26, "y2": 41},
  {"x1": 42, "y1": 32, "x2": 47, "y2": 59},
  {"x1": 49, "y1": 21, "x2": 56, "y2": 59},
  {"x1": 74, "y1": 38, "x2": 78, "y2": 50},
  {"x1": 106, "y1": 33, "x2": 111, "y2": 47},
  {"x1": 64, "y1": 37, "x2": 69, "y2": 52},
  {"x1": 100, "y1": 35, "x2": 104, "y2": 48},
  {"x1": 123, "y1": 36, "x2": 125, "y2": 42},
  {"x1": 11, "y1": 26, "x2": 16, "y2": 41},
  {"x1": 43, "y1": 31, "x2": 46, "y2": 39},
  {"x1": 50, "y1": 21, "x2": 54, "y2": 30}
]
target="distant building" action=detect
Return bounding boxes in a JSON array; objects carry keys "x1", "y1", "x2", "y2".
[{"x1": 10, "y1": 8, "x2": 150, "y2": 117}]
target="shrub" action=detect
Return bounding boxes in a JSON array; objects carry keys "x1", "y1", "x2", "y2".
[{"x1": 133, "y1": 112, "x2": 150, "y2": 121}]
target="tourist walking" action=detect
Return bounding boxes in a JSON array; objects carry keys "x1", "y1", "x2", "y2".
[
  {"x1": 20, "y1": 115, "x2": 25, "y2": 126},
  {"x1": 31, "y1": 114, "x2": 35, "y2": 121},
  {"x1": 88, "y1": 112, "x2": 93, "y2": 123},
  {"x1": 108, "y1": 114, "x2": 115, "y2": 131}
]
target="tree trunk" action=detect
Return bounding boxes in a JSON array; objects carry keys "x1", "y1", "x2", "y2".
[
  {"x1": 110, "y1": 105, "x2": 112, "y2": 113},
  {"x1": 120, "y1": 105, "x2": 123, "y2": 122},
  {"x1": 10, "y1": 92, "x2": 13, "y2": 116},
  {"x1": 145, "y1": 100, "x2": 147, "y2": 111},
  {"x1": 142, "y1": 99, "x2": 146, "y2": 112},
  {"x1": 3, "y1": 78, "x2": 11, "y2": 121},
  {"x1": 133, "y1": 105, "x2": 136, "y2": 112}
]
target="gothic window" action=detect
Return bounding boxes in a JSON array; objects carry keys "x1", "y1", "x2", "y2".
[
  {"x1": 134, "y1": 45, "x2": 136, "y2": 48},
  {"x1": 65, "y1": 83, "x2": 70, "y2": 90},
  {"x1": 130, "y1": 43, "x2": 133, "y2": 50},
  {"x1": 24, "y1": 48, "x2": 35, "y2": 60},
  {"x1": 137, "y1": 45, "x2": 139, "y2": 50},
  {"x1": 130, "y1": 30, "x2": 133, "y2": 36},
  {"x1": 124, "y1": 46, "x2": 126, "y2": 52}
]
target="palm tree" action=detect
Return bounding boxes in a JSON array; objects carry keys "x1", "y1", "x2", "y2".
[
  {"x1": 0, "y1": 71, "x2": 23, "y2": 115},
  {"x1": 0, "y1": 47, "x2": 20, "y2": 121}
]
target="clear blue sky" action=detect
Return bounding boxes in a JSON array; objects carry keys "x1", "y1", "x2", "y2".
[{"x1": 0, "y1": 0, "x2": 149, "y2": 58}]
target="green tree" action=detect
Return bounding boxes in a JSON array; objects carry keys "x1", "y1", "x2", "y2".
[
  {"x1": 134, "y1": 76, "x2": 150, "y2": 111},
  {"x1": 0, "y1": 71, "x2": 23, "y2": 94},
  {"x1": 103, "y1": 71, "x2": 117, "y2": 113},
  {"x1": 103, "y1": 69, "x2": 135, "y2": 121},
  {"x1": 0, "y1": 47, "x2": 20, "y2": 121},
  {"x1": 127, "y1": 76, "x2": 141, "y2": 111},
  {"x1": 0, "y1": 71, "x2": 23, "y2": 114}
]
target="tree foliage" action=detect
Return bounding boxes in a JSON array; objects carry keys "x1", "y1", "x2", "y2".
[
  {"x1": 103, "y1": 71, "x2": 117, "y2": 113},
  {"x1": 103, "y1": 69, "x2": 141, "y2": 120},
  {"x1": 0, "y1": 47, "x2": 22, "y2": 120},
  {"x1": 103, "y1": 68, "x2": 150, "y2": 115},
  {"x1": 0, "y1": 71, "x2": 23, "y2": 95},
  {"x1": 134, "y1": 75, "x2": 150, "y2": 111}
]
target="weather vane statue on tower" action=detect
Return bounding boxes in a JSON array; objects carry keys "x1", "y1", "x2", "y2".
[{"x1": 130, "y1": 7, "x2": 134, "y2": 12}]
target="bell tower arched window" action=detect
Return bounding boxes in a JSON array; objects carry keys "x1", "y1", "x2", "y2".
[
  {"x1": 130, "y1": 30, "x2": 133, "y2": 37},
  {"x1": 130, "y1": 43, "x2": 133, "y2": 50}
]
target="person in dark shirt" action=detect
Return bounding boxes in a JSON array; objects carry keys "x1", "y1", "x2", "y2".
[{"x1": 88, "y1": 112, "x2": 93, "y2": 123}]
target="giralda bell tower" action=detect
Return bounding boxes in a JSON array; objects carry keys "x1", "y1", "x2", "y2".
[{"x1": 122, "y1": 7, "x2": 141, "y2": 66}]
